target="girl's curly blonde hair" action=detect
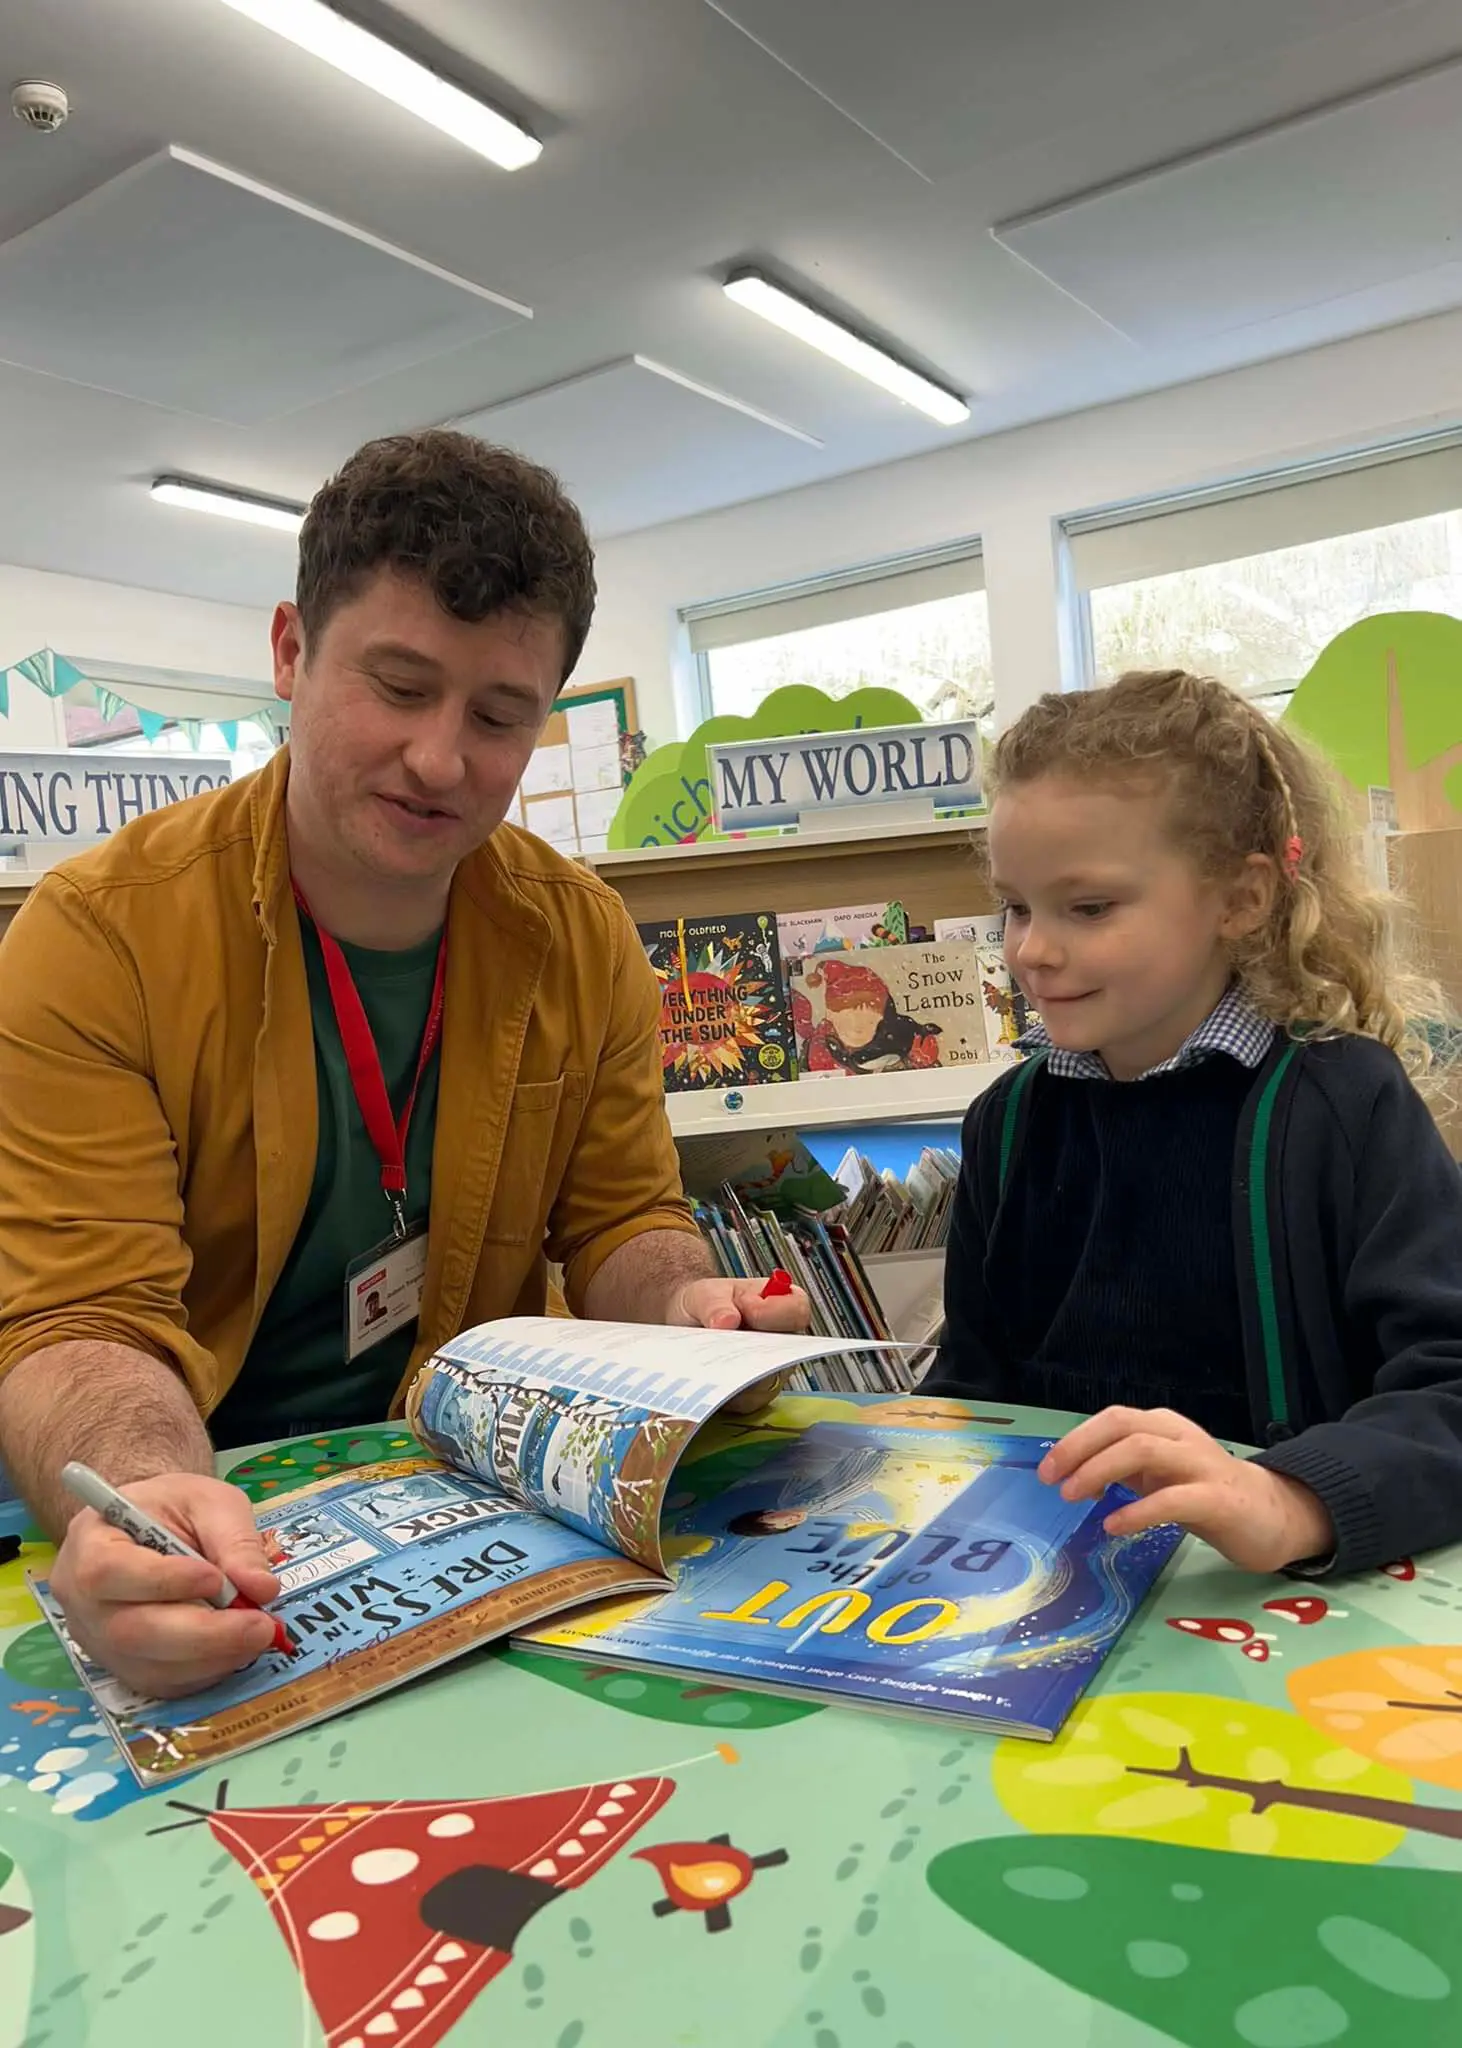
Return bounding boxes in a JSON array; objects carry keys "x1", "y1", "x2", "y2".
[{"x1": 990, "y1": 668, "x2": 1448, "y2": 1073}]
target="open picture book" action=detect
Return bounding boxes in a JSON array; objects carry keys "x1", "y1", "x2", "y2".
[{"x1": 32, "y1": 1318, "x2": 1182, "y2": 1785}]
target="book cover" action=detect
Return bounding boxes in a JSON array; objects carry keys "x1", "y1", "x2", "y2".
[
  {"x1": 679, "y1": 1126, "x2": 846, "y2": 1218},
  {"x1": 788, "y1": 942, "x2": 988, "y2": 1077},
  {"x1": 935, "y1": 915, "x2": 1033, "y2": 1047},
  {"x1": 638, "y1": 911, "x2": 795, "y2": 1092},
  {"x1": 526, "y1": 1418, "x2": 1182, "y2": 1738},
  {"x1": 776, "y1": 901, "x2": 910, "y2": 965}
]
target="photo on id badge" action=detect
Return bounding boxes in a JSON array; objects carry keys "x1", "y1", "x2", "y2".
[{"x1": 345, "y1": 1225, "x2": 428, "y2": 1360}]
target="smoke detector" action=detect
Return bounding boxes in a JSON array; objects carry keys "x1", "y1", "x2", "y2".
[{"x1": 11, "y1": 80, "x2": 69, "y2": 133}]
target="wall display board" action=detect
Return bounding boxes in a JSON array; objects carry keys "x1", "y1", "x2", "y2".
[{"x1": 511, "y1": 679, "x2": 638, "y2": 856}]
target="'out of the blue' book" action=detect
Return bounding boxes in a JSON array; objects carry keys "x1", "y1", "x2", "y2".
[{"x1": 523, "y1": 1415, "x2": 1183, "y2": 1739}]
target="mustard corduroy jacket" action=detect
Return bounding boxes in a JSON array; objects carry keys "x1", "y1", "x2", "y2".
[{"x1": 0, "y1": 749, "x2": 696, "y2": 1417}]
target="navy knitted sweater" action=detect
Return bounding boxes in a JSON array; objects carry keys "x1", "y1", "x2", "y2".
[{"x1": 925, "y1": 1035, "x2": 1462, "y2": 1574}]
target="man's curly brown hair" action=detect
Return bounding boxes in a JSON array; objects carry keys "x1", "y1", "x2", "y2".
[{"x1": 296, "y1": 429, "x2": 596, "y2": 684}]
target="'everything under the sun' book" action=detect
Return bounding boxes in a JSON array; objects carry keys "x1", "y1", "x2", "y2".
[{"x1": 637, "y1": 910, "x2": 796, "y2": 1092}]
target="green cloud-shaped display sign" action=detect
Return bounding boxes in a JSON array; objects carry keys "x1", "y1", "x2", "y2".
[{"x1": 607, "y1": 684, "x2": 924, "y2": 850}]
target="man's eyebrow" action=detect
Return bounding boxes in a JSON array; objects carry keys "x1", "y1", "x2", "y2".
[
  {"x1": 361, "y1": 641, "x2": 544, "y2": 709},
  {"x1": 359, "y1": 640, "x2": 442, "y2": 673}
]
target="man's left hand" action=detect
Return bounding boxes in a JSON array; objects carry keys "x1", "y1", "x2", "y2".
[
  {"x1": 1038, "y1": 1405, "x2": 1335, "y2": 1574},
  {"x1": 666, "y1": 1275, "x2": 812, "y2": 1414}
]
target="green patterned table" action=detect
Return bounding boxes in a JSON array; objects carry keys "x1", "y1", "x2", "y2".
[{"x1": 0, "y1": 1398, "x2": 1459, "y2": 2048}]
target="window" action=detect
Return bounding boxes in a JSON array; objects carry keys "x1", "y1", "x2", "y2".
[
  {"x1": 1065, "y1": 435, "x2": 1462, "y2": 712},
  {"x1": 683, "y1": 544, "x2": 991, "y2": 731}
]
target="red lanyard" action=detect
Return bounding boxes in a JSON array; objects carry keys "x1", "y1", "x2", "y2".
[{"x1": 292, "y1": 884, "x2": 447, "y2": 1237}]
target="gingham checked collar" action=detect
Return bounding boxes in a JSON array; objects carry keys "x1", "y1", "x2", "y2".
[{"x1": 1014, "y1": 981, "x2": 1277, "y2": 1082}]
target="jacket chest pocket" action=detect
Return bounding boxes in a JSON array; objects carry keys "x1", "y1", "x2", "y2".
[{"x1": 480, "y1": 1073, "x2": 584, "y2": 1247}]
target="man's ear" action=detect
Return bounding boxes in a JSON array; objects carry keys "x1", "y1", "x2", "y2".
[
  {"x1": 1220, "y1": 852, "x2": 1278, "y2": 940},
  {"x1": 272, "y1": 603, "x2": 305, "y2": 704}
]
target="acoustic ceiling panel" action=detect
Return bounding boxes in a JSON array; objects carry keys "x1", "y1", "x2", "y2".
[
  {"x1": 701, "y1": 0, "x2": 1422, "y2": 183},
  {"x1": 0, "y1": 146, "x2": 530, "y2": 425},
  {"x1": 451, "y1": 357, "x2": 823, "y2": 535},
  {"x1": 992, "y1": 62, "x2": 1462, "y2": 348}
]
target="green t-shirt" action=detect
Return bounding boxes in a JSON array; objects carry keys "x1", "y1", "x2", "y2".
[{"x1": 211, "y1": 923, "x2": 442, "y2": 1449}]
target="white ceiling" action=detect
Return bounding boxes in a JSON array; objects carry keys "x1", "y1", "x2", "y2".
[{"x1": 1, "y1": 0, "x2": 1460, "y2": 609}]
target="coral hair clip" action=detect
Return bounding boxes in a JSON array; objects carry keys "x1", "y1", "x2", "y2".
[{"x1": 1283, "y1": 833, "x2": 1303, "y2": 880}]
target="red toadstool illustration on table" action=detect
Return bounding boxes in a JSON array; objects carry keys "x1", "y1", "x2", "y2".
[
  {"x1": 1165, "y1": 1615, "x2": 1280, "y2": 1660},
  {"x1": 1263, "y1": 1595, "x2": 1347, "y2": 1626},
  {"x1": 148, "y1": 1750, "x2": 741, "y2": 2047}
]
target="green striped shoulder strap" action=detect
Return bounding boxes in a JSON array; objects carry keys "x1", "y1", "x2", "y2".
[
  {"x1": 1246, "y1": 1039, "x2": 1301, "y2": 1433},
  {"x1": 997, "y1": 1051, "x2": 1047, "y2": 1196}
]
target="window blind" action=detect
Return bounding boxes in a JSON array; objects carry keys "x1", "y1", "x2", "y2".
[
  {"x1": 683, "y1": 541, "x2": 984, "y2": 655},
  {"x1": 1065, "y1": 433, "x2": 1462, "y2": 594}
]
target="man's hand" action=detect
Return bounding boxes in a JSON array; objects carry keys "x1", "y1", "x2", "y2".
[
  {"x1": 50, "y1": 1473, "x2": 282, "y2": 1699},
  {"x1": 666, "y1": 1275, "x2": 812, "y2": 1414},
  {"x1": 1039, "y1": 1405, "x2": 1335, "y2": 1574},
  {"x1": 667, "y1": 1275, "x2": 811, "y2": 1336}
]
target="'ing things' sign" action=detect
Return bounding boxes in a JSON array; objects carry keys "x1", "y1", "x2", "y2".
[
  {"x1": 0, "y1": 751, "x2": 231, "y2": 841},
  {"x1": 708, "y1": 720, "x2": 981, "y2": 834}
]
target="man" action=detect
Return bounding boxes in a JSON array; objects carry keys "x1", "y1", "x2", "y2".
[{"x1": 0, "y1": 430, "x2": 807, "y2": 1697}]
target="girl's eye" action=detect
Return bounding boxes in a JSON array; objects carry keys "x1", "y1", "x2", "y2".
[
  {"x1": 1001, "y1": 901, "x2": 1029, "y2": 922},
  {"x1": 1071, "y1": 901, "x2": 1113, "y2": 920}
]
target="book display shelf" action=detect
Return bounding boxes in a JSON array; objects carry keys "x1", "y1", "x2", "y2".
[{"x1": 585, "y1": 815, "x2": 1000, "y2": 1142}]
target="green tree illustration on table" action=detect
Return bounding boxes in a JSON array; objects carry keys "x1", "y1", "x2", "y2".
[
  {"x1": 226, "y1": 1426, "x2": 420, "y2": 1502},
  {"x1": 928, "y1": 1835, "x2": 1460, "y2": 2048},
  {"x1": 929, "y1": 1689, "x2": 1462, "y2": 2046}
]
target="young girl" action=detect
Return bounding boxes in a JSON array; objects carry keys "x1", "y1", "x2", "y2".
[{"x1": 925, "y1": 667, "x2": 1462, "y2": 1577}]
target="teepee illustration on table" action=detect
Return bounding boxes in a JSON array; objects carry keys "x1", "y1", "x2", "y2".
[{"x1": 152, "y1": 1767, "x2": 696, "y2": 2048}]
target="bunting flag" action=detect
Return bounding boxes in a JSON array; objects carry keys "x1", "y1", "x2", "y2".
[{"x1": 0, "y1": 646, "x2": 278, "y2": 746}]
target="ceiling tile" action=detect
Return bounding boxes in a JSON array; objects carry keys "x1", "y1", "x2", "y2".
[
  {"x1": 0, "y1": 145, "x2": 529, "y2": 425},
  {"x1": 992, "y1": 62, "x2": 1462, "y2": 347},
  {"x1": 450, "y1": 357, "x2": 826, "y2": 534},
  {"x1": 702, "y1": 0, "x2": 1458, "y2": 185}
]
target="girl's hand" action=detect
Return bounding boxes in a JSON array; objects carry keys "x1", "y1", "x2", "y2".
[{"x1": 1038, "y1": 1405, "x2": 1335, "y2": 1573}]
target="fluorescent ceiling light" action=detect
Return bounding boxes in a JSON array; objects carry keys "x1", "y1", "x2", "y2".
[
  {"x1": 723, "y1": 272, "x2": 969, "y2": 427},
  {"x1": 151, "y1": 477, "x2": 306, "y2": 535},
  {"x1": 216, "y1": 0, "x2": 541, "y2": 171}
]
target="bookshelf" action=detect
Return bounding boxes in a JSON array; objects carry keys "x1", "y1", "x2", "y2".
[
  {"x1": 664, "y1": 1057, "x2": 1010, "y2": 1139},
  {"x1": 586, "y1": 814, "x2": 999, "y2": 1144},
  {"x1": 585, "y1": 816, "x2": 992, "y2": 926}
]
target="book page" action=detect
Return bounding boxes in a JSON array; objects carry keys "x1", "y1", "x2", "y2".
[
  {"x1": 30, "y1": 1452, "x2": 663, "y2": 1786},
  {"x1": 406, "y1": 1318, "x2": 906, "y2": 1572}
]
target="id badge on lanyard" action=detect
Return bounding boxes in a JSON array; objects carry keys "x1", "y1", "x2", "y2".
[{"x1": 293, "y1": 886, "x2": 446, "y2": 1364}]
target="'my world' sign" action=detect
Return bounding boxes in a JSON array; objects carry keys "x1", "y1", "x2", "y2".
[
  {"x1": 0, "y1": 751, "x2": 231, "y2": 842},
  {"x1": 708, "y1": 720, "x2": 981, "y2": 834}
]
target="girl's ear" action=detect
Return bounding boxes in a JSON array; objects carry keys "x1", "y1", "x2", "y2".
[{"x1": 1219, "y1": 852, "x2": 1278, "y2": 940}]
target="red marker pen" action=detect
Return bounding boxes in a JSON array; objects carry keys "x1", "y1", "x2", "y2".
[{"x1": 761, "y1": 1268, "x2": 794, "y2": 1299}]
